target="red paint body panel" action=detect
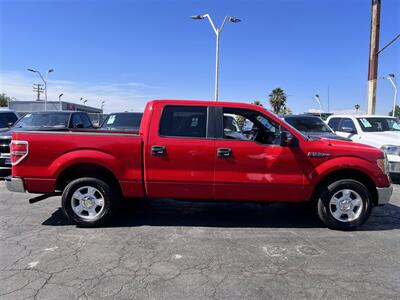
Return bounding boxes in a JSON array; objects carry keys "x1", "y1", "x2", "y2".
[
  {"x1": 214, "y1": 139, "x2": 308, "y2": 202},
  {"x1": 144, "y1": 102, "x2": 215, "y2": 199},
  {"x1": 24, "y1": 178, "x2": 55, "y2": 194},
  {"x1": 12, "y1": 131, "x2": 143, "y2": 197},
  {"x1": 11, "y1": 99, "x2": 391, "y2": 202}
]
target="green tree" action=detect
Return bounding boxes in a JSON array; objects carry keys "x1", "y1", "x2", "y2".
[
  {"x1": 279, "y1": 106, "x2": 292, "y2": 116},
  {"x1": 252, "y1": 100, "x2": 263, "y2": 107},
  {"x1": 0, "y1": 93, "x2": 10, "y2": 107},
  {"x1": 268, "y1": 88, "x2": 287, "y2": 114},
  {"x1": 389, "y1": 105, "x2": 400, "y2": 117}
]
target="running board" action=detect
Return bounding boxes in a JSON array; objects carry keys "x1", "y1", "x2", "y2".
[{"x1": 29, "y1": 192, "x2": 62, "y2": 204}]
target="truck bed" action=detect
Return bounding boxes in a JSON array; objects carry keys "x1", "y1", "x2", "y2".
[{"x1": 12, "y1": 130, "x2": 144, "y2": 198}]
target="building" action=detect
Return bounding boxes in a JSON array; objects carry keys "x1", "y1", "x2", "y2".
[
  {"x1": 8, "y1": 100, "x2": 106, "y2": 126},
  {"x1": 8, "y1": 100, "x2": 102, "y2": 114},
  {"x1": 303, "y1": 112, "x2": 333, "y2": 121}
]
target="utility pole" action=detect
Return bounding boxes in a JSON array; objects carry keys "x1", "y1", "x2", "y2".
[
  {"x1": 33, "y1": 84, "x2": 44, "y2": 101},
  {"x1": 27, "y1": 68, "x2": 54, "y2": 111},
  {"x1": 367, "y1": 0, "x2": 381, "y2": 115}
]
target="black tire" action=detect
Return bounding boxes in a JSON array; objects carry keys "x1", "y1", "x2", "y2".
[
  {"x1": 61, "y1": 177, "x2": 119, "y2": 227},
  {"x1": 316, "y1": 179, "x2": 372, "y2": 231}
]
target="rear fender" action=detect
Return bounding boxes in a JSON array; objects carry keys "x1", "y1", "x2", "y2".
[{"x1": 49, "y1": 149, "x2": 124, "y2": 180}]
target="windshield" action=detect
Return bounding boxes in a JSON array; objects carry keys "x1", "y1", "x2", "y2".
[
  {"x1": 101, "y1": 113, "x2": 142, "y2": 130},
  {"x1": 357, "y1": 117, "x2": 400, "y2": 132},
  {"x1": 0, "y1": 112, "x2": 18, "y2": 129},
  {"x1": 285, "y1": 117, "x2": 332, "y2": 133},
  {"x1": 14, "y1": 113, "x2": 70, "y2": 129}
]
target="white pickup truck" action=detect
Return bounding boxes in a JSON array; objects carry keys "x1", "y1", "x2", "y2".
[{"x1": 326, "y1": 115, "x2": 400, "y2": 175}]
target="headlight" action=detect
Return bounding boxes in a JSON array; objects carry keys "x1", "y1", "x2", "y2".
[
  {"x1": 380, "y1": 145, "x2": 400, "y2": 156},
  {"x1": 377, "y1": 153, "x2": 389, "y2": 175}
]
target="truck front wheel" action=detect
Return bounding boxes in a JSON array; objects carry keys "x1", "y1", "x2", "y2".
[
  {"x1": 61, "y1": 177, "x2": 119, "y2": 227},
  {"x1": 316, "y1": 179, "x2": 372, "y2": 230}
]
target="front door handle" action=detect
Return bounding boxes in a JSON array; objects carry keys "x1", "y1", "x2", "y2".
[
  {"x1": 217, "y1": 148, "x2": 232, "y2": 158},
  {"x1": 151, "y1": 146, "x2": 166, "y2": 156}
]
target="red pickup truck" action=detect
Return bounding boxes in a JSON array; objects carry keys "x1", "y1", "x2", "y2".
[{"x1": 6, "y1": 100, "x2": 393, "y2": 230}]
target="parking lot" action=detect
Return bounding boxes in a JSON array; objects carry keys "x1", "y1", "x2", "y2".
[{"x1": 0, "y1": 181, "x2": 399, "y2": 299}]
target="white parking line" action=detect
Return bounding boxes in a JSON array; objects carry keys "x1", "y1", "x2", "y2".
[
  {"x1": 44, "y1": 246, "x2": 58, "y2": 252},
  {"x1": 28, "y1": 261, "x2": 39, "y2": 268}
]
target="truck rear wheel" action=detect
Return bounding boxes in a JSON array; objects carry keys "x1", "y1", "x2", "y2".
[
  {"x1": 316, "y1": 179, "x2": 372, "y2": 230},
  {"x1": 61, "y1": 177, "x2": 119, "y2": 227}
]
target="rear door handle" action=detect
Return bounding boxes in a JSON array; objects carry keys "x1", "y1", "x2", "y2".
[
  {"x1": 217, "y1": 148, "x2": 232, "y2": 158},
  {"x1": 151, "y1": 146, "x2": 166, "y2": 156}
]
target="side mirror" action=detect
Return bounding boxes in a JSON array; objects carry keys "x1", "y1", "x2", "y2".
[
  {"x1": 7, "y1": 122, "x2": 14, "y2": 128},
  {"x1": 280, "y1": 131, "x2": 297, "y2": 147}
]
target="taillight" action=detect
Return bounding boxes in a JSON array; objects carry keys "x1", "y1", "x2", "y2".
[{"x1": 11, "y1": 140, "x2": 29, "y2": 165}]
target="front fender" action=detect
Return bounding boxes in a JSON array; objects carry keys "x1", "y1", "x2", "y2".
[{"x1": 308, "y1": 156, "x2": 388, "y2": 188}]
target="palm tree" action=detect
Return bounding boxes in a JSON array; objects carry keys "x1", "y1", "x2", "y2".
[
  {"x1": 389, "y1": 105, "x2": 400, "y2": 117},
  {"x1": 268, "y1": 88, "x2": 287, "y2": 114},
  {"x1": 279, "y1": 106, "x2": 292, "y2": 116}
]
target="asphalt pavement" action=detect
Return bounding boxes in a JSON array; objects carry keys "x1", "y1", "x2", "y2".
[{"x1": 1, "y1": 182, "x2": 400, "y2": 299}]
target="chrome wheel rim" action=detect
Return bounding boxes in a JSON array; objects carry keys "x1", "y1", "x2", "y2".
[
  {"x1": 329, "y1": 189, "x2": 363, "y2": 222},
  {"x1": 71, "y1": 186, "x2": 105, "y2": 220}
]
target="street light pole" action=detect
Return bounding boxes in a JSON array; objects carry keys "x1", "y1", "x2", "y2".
[
  {"x1": 380, "y1": 74, "x2": 398, "y2": 117},
  {"x1": 215, "y1": 27, "x2": 220, "y2": 101},
  {"x1": 58, "y1": 93, "x2": 64, "y2": 111},
  {"x1": 314, "y1": 94, "x2": 322, "y2": 118},
  {"x1": 387, "y1": 74, "x2": 397, "y2": 117},
  {"x1": 27, "y1": 68, "x2": 54, "y2": 111},
  {"x1": 191, "y1": 14, "x2": 241, "y2": 101}
]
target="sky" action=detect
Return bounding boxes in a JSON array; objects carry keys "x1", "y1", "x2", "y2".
[{"x1": 0, "y1": 0, "x2": 399, "y2": 114}]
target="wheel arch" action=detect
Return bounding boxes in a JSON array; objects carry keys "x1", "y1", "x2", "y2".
[
  {"x1": 311, "y1": 169, "x2": 378, "y2": 206},
  {"x1": 55, "y1": 163, "x2": 122, "y2": 196}
]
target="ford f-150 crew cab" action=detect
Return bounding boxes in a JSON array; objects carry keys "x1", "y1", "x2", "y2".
[{"x1": 6, "y1": 100, "x2": 393, "y2": 230}]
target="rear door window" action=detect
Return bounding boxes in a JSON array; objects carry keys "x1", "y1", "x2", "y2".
[
  {"x1": 159, "y1": 106, "x2": 207, "y2": 138},
  {"x1": 79, "y1": 114, "x2": 93, "y2": 128},
  {"x1": 70, "y1": 114, "x2": 83, "y2": 128}
]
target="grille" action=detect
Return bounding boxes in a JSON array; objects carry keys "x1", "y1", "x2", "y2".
[{"x1": 0, "y1": 139, "x2": 11, "y2": 154}]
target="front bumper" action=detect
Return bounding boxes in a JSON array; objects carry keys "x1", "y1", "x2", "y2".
[
  {"x1": 388, "y1": 161, "x2": 400, "y2": 174},
  {"x1": 376, "y1": 185, "x2": 393, "y2": 205},
  {"x1": 5, "y1": 176, "x2": 26, "y2": 193}
]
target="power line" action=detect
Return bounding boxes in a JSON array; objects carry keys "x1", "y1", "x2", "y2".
[{"x1": 377, "y1": 33, "x2": 400, "y2": 55}]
